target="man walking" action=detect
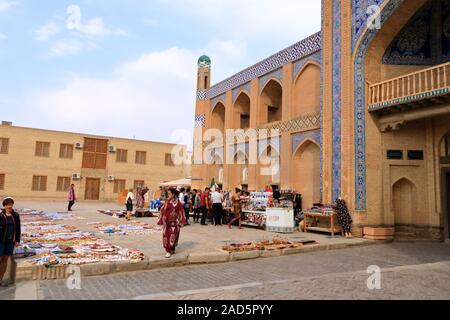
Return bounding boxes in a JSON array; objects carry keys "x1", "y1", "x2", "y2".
[
  {"x1": 68, "y1": 184, "x2": 76, "y2": 211},
  {"x1": 211, "y1": 188, "x2": 224, "y2": 226}
]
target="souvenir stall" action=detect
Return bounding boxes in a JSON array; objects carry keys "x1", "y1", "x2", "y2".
[
  {"x1": 241, "y1": 190, "x2": 295, "y2": 233},
  {"x1": 303, "y1": 204, "x2": 343, "y2": 237},
  {"x1": 15, "y1": 209, "x2": 146, "y2": 266}
]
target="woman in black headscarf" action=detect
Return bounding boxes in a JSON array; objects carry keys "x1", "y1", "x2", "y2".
[
  {"x1": 0, "y1": 197, "x2": 21, "y2": 286},
  {"x1": 335, "y1": 198, "x2": 353, "y2": 239}
]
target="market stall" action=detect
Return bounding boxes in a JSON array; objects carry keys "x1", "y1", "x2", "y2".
[
  {"x1": 15, "y1": 209, "x2": 146, "y2": 265},
  {"x1": 303, "y1": 205, "x2": 343, "y2": 237},
  {"x1": 241, "y1": 190, "x2": 295, "y2": 233}
]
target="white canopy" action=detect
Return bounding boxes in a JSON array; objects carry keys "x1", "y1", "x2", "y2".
[{"x1": 159, "y1": 178, "x2": 191, "y2": 187}]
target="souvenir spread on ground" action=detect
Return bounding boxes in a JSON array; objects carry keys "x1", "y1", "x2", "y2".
[
  {"x1": 87, "y1": 221, "x2": 162, "y2": 235},
  {"x1": 222, "y1": 237, "x2": 318, "y2": 252},
  {"x1": 14, "y1": 209, "x2": 145, "y2": 266},
  {"x1": 97, "y1": 209, "x2": 155, "y2": 218}
]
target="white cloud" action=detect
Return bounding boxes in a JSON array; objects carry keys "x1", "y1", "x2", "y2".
[
  {"x1": 78, "y1": 18, "x2": 128, "y2": 38},
  {"x1": 47, "y1": 40, "x2": 98, "y2": 57},
  {"x1": 27, "y1": 47, "x2": 198, "y2": 143},
  {"x1": 160, "y1": 0, "x2": 321, "y2": 41},
  {"x1": 0, "y1": 0, "x2": 18, "y2": 14},
  {"x1": 35, "y1": 22, "x2": 61, "y2": 41},
  {"x1": 0, "y1": 32, "x2": 7, "y2": 39},
  {"x1": 207, "y1": 39, "x2": 247, "y2": 59}
]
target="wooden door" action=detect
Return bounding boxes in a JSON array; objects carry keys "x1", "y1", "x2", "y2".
[{"x1": 85, "y1": 178, "x2": 100, "y2": 200}]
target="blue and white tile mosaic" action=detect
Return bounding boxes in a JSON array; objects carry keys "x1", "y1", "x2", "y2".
[
  {"x1": 195, "y1": 114, "x2": 206, "y2": 128},
  {"x1": 291, "y1": 130, "x2": 321, "y2": 154},
  {"x1": 232, "y1": 82, "x2": 252, "y2": 104},
  {"x1": 293, "y1": 51, "x2": 322, "y2": 80},
  {"x1": 259, "y1": 68, "x2": 283, "y2": 92},
  {"x1": 198, "y1": 32, "x2": 322, "y2": 101},
  {"x1": 211, "y1": 94, "x2": 226, "y2": 110},
  {"x1": 353, "y1": 0, "x2": 404, "y2": 210},
  {"x1": 352, "y1": 0, "x2": 385, "y2": 51},
  {"x1": 332, "y1": 0, "x2": 342, "y2": 201}
]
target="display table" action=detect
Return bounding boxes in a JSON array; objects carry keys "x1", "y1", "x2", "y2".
[
  {"x1": 266, "y1": 208, "x2": 295, "y2": 233},
  {"x1": 304, "y1": 211, "x2": 343, "y2": 237},
  {"x1": 241, "y1": 210, "x2": 266, "y2": 228}
]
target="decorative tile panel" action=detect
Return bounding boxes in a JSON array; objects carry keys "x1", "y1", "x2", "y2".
[
  {"x1": 332, "y1": 0, "x2": 342, "y2": 201},
  {"x1": 293, "y1": 51, "x2": 322, "y2": 80},
  {"x1": 259, "y1": 68, "x2": 283, "y2": 91},
  {"x1": 353, "y1": 0, "x2": 404, "y2": 210},
  {"x1": 291, "y1": 130, "x2": 321, "y2": 154},
  {"x1": 195, "y1": 114, "x2": 206, "y2": 128},
  {"x1": 211, "y1": 94, "x2": 226, "y2": 110},
  {"x1": 352, "y1": 0, "x2": 385, "y2": 51},
  {"x1": 232, "y1": 82, "x2": 252, "y2": 104},
  {"x1": 199, "y1": 32, "x2": 322, "y2": 101}
]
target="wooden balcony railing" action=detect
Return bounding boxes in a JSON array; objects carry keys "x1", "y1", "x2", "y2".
[{"x1": 368, "y1": 62, "x2": 450, "y2": 111}]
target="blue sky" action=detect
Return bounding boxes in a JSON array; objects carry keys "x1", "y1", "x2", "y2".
[{"x1": 0, "y1": 0, "x2": 321, "y2": 147}]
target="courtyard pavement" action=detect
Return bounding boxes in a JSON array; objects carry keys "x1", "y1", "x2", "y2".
[{"x1": 5, "y1": 199, "x2": 386, "y2": 282}]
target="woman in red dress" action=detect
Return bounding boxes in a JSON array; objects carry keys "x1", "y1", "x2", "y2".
[{"x1": 157, "y1": 188, "x2": 187, "y2": 258}]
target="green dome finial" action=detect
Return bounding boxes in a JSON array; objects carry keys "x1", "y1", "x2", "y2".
[{"x1": 198, "y1": 55, "x2": 211, "y2": 68}]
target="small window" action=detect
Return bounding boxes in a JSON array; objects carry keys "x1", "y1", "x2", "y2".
[
  {"x1": 165, "y1": 153, "x2": 174, "y2": 166},
  {"x1": 135, "y1": 151, "x2": 147, "y2": 165},
  {"x1": 32, "y1": 176, "x2": 47, "y2": 191},
  {"x1": 35, "y1": 141, "x2": 50, "y2": 157},
  {"x1": 134, "y1": 180, "x2": 145, "y2": 190},
  {"x1": 0, "y1": 138, "x2": 9, "y2": 154},
  {"x1": 56, "y1": 177, "x2": 71, "y2": 192},
  {"x1": 116, "y1": 149, "x2": 128, "y2": 163},
  {"x1": 0, "y1": 174, "x2": 5, "y2": 190},
  {"x1": 114, "y1": 179, "x2": 126, "y2": 193},
  {"x1": 59, "y1": 144, "x2": 74, "y2": 159},
  {"x1": 387, "y1": 150, "x2": 403, "y2": 160},
  {"x1": 408, "y1": 150, "x2": 424, "y2": 160}
]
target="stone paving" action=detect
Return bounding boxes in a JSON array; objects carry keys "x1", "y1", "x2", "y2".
[
  {"x1": 13, "y1": 200, "x2": 374, "y2": 271},
  {"x1": 1, "y1": 242, "x2": 449, "y2": 300}
]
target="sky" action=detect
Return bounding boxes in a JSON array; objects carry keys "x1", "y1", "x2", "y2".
[{"x1": 0, "y1": 0, "x2": 321, "y2": 148}]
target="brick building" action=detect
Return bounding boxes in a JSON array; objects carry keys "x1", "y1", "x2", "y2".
[
  {"x1": 192, "y1": 0, "x2": 450, "y2": 241},
  {"x1": 0, "y1": 122, "x2": 189, "y2": 201}
]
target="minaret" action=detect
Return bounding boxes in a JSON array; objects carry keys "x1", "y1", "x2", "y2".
[
  {"x1": 197, "y1": 55, "x2": 211, "y2": 90},
  {"x1": 192, "y1": 55, "x2": 211, "y2": 189}
]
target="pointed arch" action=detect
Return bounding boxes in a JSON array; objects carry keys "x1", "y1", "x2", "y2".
[
  {"x1": 293, "y1": 61, "x2": 321, "y2": 119},
  {"x1": 292, "y1": 139, "x2": 321, "y2": 209},
  {"x1": 259, "y1": 79, "x2": 283, "y2": 125},
  {"x1": 233, "y1": 91, "x2": 251, "y2": 130},
  {"x1": 392, "y1": 177, "x2": 418, "y2": 226},
  {"x1": 211, "y1": 101, "x2": 226, "y2": 134}
]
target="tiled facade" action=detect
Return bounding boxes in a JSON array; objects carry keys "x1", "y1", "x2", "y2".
[{"x1": 194, "y1": 0, "x2": 450, "y2": 240}]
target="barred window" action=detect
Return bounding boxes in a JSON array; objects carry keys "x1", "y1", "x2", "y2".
[
  {"x1": 114, "y1": 179, "x2": 126, "y2": 193},
  {"x1": 116, "y1": 149, "x2": 128, "y2": 163},
  {"x1": 57, "y1": 177, "x2": 71, "y2": 192},
  {"x1": 32, "y1": 176, "x2": 47, "y2": 191},
  {"x1": 165, "y1": 153, "x2": 174, "y2": 166},
  {"x1": 135, "y1": 151, "x2": 147, "y2": 165},
  {"x1": 59, "y1": 144, "x2": 74, "y2": 159},
  {"x1": 0, "y1": 138, "x2": 9, "y2": 154},
  {"x1": 0, "y1": 174, "x2": 5, "y2": 190},
  {"x1": 35, "y1": 141, "x2": 50, "y2": 157}
]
